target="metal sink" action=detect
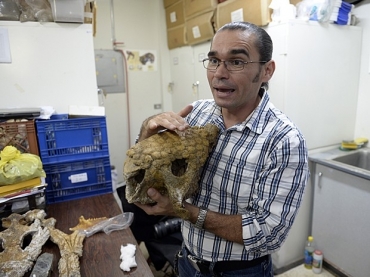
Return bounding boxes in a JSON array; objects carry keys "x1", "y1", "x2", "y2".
[
  {"x1": 309, "y1": 147, "x2": 370, "y2": 181},
  {"x1": 333, "y1": 148, "x2": 370, "y2": 171}
]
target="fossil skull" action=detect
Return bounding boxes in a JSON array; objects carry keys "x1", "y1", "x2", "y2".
[{"x1": 124, "y1": 124, "x2": 219, "y2": 219}]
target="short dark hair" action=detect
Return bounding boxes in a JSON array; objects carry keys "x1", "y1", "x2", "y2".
[{"x1": 216, "y1": 22, "x2": 273, "y2": 90}]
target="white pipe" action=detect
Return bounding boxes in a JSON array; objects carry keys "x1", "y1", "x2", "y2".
[{"x1": 109, "y1": 0, "x2": 132, "y2": 147}]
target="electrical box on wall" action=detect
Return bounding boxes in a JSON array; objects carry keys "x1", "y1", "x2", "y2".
[{"x1": 95, "y1": 49, "x2": 126, "y2": 93}]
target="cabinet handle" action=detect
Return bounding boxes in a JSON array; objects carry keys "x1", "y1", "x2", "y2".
[
  {"x1": 192, "y1": 81, "x2": 199, "y2": 95},
  {"x1": 168, "y1": 82, "x2": 174, "y2": 93},
  {"x1": 318, "y1": 172, "x2": 323, "y2": 188}
]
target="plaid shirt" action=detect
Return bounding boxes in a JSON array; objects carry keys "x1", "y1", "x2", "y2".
[{"x1": 182, "y1": 92, "x2": 309, "y2": 262}]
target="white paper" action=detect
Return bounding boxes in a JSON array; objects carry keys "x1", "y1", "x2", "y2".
[
  {"x1": 0, "y1": 185, "x2": 46, "y2": 204},
  {"x1": 192, "y1": 26, "x2": 201, "y2": 39},
  {"x1": 231, "y1": 8, "x2": 244, "y2": 22},
  {"x1": 0, "y1": 28, "x2": 12, "y2": 63},
  {"x1": 69, "y1": 173, "x2": 88, "y2": 183},
  {"x1": 170, "y1": 11, "x2": 177, "y2": 23}
]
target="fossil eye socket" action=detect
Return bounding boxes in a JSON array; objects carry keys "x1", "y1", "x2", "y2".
[
  {"x1": 171, "y1": 158, "x2": 188, "y2": 177},
  {"x1": 22, "y1": 233, "x2": 33, "y2": 250},
  {"x1": 134, "y1": 169, "x2": 145, "y2": 183}
]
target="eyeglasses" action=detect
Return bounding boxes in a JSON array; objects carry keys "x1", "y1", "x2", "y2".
[{"x1": 202, "y1": 58, "x2": 268, "y2": 71}]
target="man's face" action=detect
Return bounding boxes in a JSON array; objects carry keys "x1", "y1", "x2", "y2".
[{"x1": 207, "y1": 30, "x2": 273, "y2": 117}]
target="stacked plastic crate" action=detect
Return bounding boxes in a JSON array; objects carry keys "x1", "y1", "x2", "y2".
[
  {"x1": 0, "y1": 119, "x2": 39, "y2": 155},
  {"x1": 36, "y1": 114, "x2": 112, "y2": 204}
]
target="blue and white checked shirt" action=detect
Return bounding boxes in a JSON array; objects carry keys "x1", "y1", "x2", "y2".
[{"x1": 182, "y1": 92, "x2": 309, "y2": 262}]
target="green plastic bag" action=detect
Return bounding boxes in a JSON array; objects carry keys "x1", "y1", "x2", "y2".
[{"x1": 0, "y1": 146, "x2": 46, "y2": 185}]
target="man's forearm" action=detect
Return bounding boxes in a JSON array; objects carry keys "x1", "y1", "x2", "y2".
[{"x1": 184, "y1": 202, "x2": 244, "y2": 244}]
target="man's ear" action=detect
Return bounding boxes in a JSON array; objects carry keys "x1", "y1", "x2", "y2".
[{"x1": 262, "y1": 60, "x2": 275, "y2": 82}]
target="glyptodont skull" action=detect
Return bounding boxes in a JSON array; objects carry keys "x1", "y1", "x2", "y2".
[{"x1": 123, "y1": 124, "x2": 219, "y2": 219}]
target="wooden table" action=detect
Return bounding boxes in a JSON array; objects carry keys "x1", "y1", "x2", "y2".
[{"x1": 28, "y1": 193, "x2": 154, "y2": 277}]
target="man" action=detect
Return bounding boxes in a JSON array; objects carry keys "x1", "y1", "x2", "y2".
[{"x1": 135, "y1": 21, "x2": 309, "y2": 277}]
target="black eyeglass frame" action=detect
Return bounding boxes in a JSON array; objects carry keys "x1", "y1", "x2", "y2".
[{"x1": 202, "y1": 58, "x2": 268, "y2": 71}]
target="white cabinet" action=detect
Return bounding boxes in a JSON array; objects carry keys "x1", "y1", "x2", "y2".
[
  {"x1": 169, "y1": 43, "x2": 213, "y2": 112},
  {"x1": 265, "y1": 21, "x2": 362, "y2": 150},
  {"x1": 311, "y1": 163, "x2": 370, "y2": 277},
  {"x1": 265, "y1": 20, "x2": 362, "y2": 272}
]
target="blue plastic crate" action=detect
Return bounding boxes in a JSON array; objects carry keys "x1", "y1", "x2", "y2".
[
  {"x1": 44, "y1": 157, "x2": 112, "y2": 204},
  {"x1": 36, "y1": 115, "x2": 109, "y2": 164}
]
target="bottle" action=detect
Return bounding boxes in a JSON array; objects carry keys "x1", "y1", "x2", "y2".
[
  {"x1": 312, "y1": 250, "x2": 323, "y2": 274},
  {"x1": 304, "y1": 236, "x2": 315, "y2": 269}
]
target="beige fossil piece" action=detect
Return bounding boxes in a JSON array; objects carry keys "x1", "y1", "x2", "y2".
[
  {"x1": 47, "y1": 226, "x2": 85, "y2": 277},
  {"x1": 124, "y1": 124, "x2": 219, "y2": 219},
  {"x1": 69, "y1": 215, "x2": 108, "y2": 232},
  {"x1": 0, "y1": 209, "x2": 51, "y2": 277},
  {"x1": 0, "y1": 210, "x2": 98, "y2": 277}
]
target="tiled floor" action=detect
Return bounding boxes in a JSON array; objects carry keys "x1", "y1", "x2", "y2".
[{"x1": 276, "y1": 264, "x2": 336, "y2": 277}]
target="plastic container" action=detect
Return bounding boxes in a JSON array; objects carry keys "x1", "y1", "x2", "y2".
[
  {"x1": 43, "y1": 157, "x2": 112, "y2": 204},
  {"x1": 304, "y1": 236, "x2": 315, "y2": 269},
  {"x1": 36, "y1": 115, "x2": 109, "y2": 164},
  {"x1": 312, "y1": 250, "x2": 323, "y2": 274},
  {"x1": 0, "y1": 119, "x2": 39, "y2": 155}
]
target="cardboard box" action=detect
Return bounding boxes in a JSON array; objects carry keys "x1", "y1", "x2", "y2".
[
  {"x1": 215, "y1": 0, "x2": 272, "y2": 29},
  {"x1": 163, "y1": 0, "x2": 180, "y2": 8},
  {"x1": 165, "y1": 1, "x2": 185, "y2": 29},
  {"x1": 84, "y1": 1, "x2": 94, "y2": 23},
  {"x1": 84, "y1": 1, "x2": 96, "y2": 36},
  {"x1": 184, "y1": 0, "x2": 218, "y2": 18},
  {"x1": 167, "y1": 24, "x2": 187, "y2": 49},
  {"x1": 186, "y1": 11, "x2": 215, "y2": 45},
  {"x1": 290, "y1": 0, "x2": 301, "y2": 6}
]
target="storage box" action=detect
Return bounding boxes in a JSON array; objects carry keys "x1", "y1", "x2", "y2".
[
  {"x1": 43, "y1": 157, "x2": 112, "y2": 204},
  {"x1": 50, "y1": 0, "x2": 85, "y2": 23},
  {"x1": 184, "y1": 0, "x2": 218, "y2": 18},
  {"x1": 0, "y1": 119, "x2": 39, "y2": 155},
  {"x1": 163, "y1": 0, "x2": 180, "y2": 8},
  {"x1": 167, "y1": 24, "x2": 187, "y2": 49},
  {"x1": 186, "y1": 11, "x2": 215, "y2": 45},
  {"x1": 36, "y1": 115, "x2": 109, "y2": 164},
  {"x1": 165, "y1": 1, "x2": 185, "y2": 29},
  {"x1": 215, "y1": 0, "x2": 272, "y2": 29},
  {"x1": 84, "y1": 0, "x2": 95, "y2": 24}
]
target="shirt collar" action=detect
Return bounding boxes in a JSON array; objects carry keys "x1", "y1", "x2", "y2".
[
  {"x1": 239, "y1": 91, "x2": 270, "y2": 134},
  {"x1": 201, "y1": 91, "x2": 271, "y2": 134}
]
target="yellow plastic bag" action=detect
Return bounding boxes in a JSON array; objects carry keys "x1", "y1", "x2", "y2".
[{"x1": 0, "y1": 146, "x2": 46, "y2": 185}]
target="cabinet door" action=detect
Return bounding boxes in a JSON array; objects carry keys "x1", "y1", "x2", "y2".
[
  {"x1": 169, "y1": 46, "x2": 198, "y2": 112},
  {"x1": 312, "y1": 164, "x2": 370, "y2": 277},
  {"x1": 265, "y1": 21, "x2": 362, "y2": 149},
  {"x1": 169, "y1": 42, "x2": 213, "y2": 112},
  {"x1": 193, "y1": 42, "x2": 213, "y2": 100}
]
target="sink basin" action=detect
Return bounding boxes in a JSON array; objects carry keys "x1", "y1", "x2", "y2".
[
  {"x1": 309, "y1": 147, "x2": 370, "y2": 181},
  {"x1": 333, "y1": 148, "x2": 370, "y2": 171}
]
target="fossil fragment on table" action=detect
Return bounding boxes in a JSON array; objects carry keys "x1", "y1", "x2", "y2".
[
  {"x1": 69, "y1": 215, "x2": 108, "y2": 232},
  {"x1": 42, "y1": 216, "x2": 85, "y2": 277},
  {"x1": 0, "y1": 209, "x2": 51, "y2": 277}
]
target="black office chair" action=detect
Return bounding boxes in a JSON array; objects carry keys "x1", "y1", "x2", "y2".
[{"x1": 116, "y1": 186, "x2": 183, "y2": 273}]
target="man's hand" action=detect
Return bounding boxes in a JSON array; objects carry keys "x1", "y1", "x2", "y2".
[
  {"x1": 134, "y1": 188, "x2": 177, "y2": 217},
  {"x1": 138, "y1": 105, "x2": 193, "y2": 141}
]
